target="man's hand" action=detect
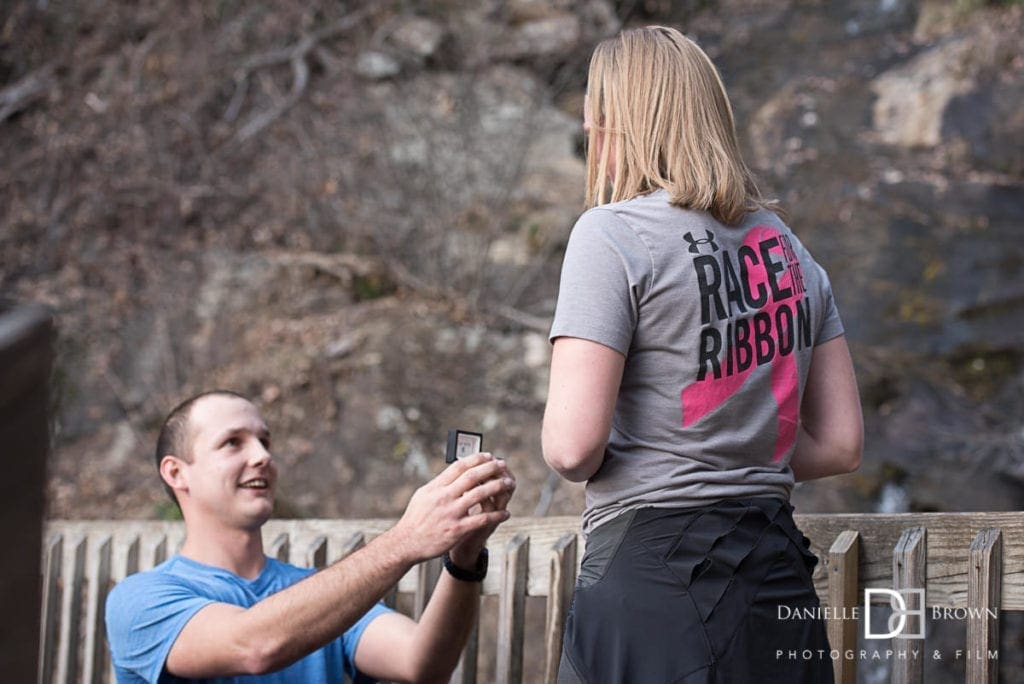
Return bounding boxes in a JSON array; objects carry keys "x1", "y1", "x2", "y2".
[
  {"x1": 391, "y1": 453, "x2": 515, "y2": 565},
  {"x1": 448, "y1": 454, "x2": 515, "y2": 569},
  {"x1": 353, "y1": 453, "x2": 516, "y2": 682}
]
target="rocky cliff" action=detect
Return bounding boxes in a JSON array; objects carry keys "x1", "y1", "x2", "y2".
[{"x1": 2, "y1": 0, "x2": 1022, "y2": 524}]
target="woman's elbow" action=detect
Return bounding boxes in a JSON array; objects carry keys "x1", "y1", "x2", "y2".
[
  {"x1": 549, "y1": 460, "x2": 595, "y2": 482},
  {"x1": 839, "y1": 429, "x2": 864, "y2": 474},
  {"x1": 542, "y1": 437, "x2": 602, "y2": 482},
  {"x1": 840, "y1": 446, "x2": 862, "y2": 474}
]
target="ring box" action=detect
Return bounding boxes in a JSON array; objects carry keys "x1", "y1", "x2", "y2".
[{"x1": 446, "y1": 429, "x2": 484, "y2": 463}]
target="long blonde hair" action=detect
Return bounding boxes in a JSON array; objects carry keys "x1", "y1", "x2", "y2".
[{"x1": 585, "y1": 26, "x2": 776, "y2": 225}]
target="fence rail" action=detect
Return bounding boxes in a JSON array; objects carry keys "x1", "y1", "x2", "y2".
[{"x1": 41, "y1": 512, "x2": 1024, "y2": 683}]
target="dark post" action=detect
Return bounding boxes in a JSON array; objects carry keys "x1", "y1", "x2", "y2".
[{"x1": 0, "y1": 302, "x2": 54, "y2": 682}]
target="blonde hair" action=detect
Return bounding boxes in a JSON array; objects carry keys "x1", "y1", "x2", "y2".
[{"x1": 585, "y1": 26, "x2": 777, "y2": 225}]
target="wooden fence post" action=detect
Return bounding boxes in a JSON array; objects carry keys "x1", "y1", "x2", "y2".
[
  {"x1": 268, "y1": 532, "x2": 290, "y2": 563},
  {"x1": 892, "y1": 526, "x2": 926, "y2": 684},
  {"x1": 966, "y1": 528, "x2": 1001, "y2": 684},
  {"x1": 338, "y1": 531, "x2": 365, "y2": 560},
  {"x1": 55, "y1": 535, "x2": 87, "y2": 684},
  {"x1": 543, "y1": 533, "x2": 577, "y2": 684},
  {"x1": 0, "y1": 303, "x2": 53, "y2": 684},
  {"x1": 144, "y1": 534, "x2": 167, "y2": 571},
  {"x1": 414, "y1": 557, "x2": 442, "y2": 620},
  {"x1": 496, "y1": 534, "x2": 529, "y2": 684},
  {"x1": 108, "y1": 535, "x2": 141, "y2": 683},
  {"x1": 451, "y1": 592, "x2": 480, "y2": 684},
  {"x1": 38, "y1": 534, "x2": 62, "y2": 684},
  {"x1": 82, "y1": 535, "x2": 112, "y2": 684},
  {"x1": 827, "y1": 530, "x2": 859, "y2": 684},
  {"x1": 122, "y1": 535, "x2": 140, "y2": 578},
  {"x1": 305, "y1": 535, "x2": 328, "y2": 569}
]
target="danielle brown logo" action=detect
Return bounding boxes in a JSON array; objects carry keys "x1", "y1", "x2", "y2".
[{"x1": 864, "y1": 589, "x2": 926, "y2": 639}]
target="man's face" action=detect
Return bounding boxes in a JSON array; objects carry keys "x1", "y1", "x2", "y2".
[{"x1": 178, "y1": 394, "x2": 277, "y2": 530}]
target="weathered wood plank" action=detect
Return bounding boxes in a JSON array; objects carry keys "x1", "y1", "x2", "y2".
[
  {"x1": 966, "y1": 528, "x2": 1001, "y2": 684},
  {"x1": 496, "y1": 534, "x2": 529, "y2": 684},
  {"x1": 826, "y1": 530, "x2": 859, "y2": 684},
  {"x1": 122, "y1": 535, "x2": 140, "y2": 579},
  {"x1": 261, "y1": 518, "x2": 583, "y2": 597},
  {"x1": 36, "y1": 516, "x2": 1024, "y2": 679},
  {"x1": 336, "y1": 531, "x2": 365, "y2": 561},
  {"x1": 304, "y1": 535, "x2": 328, "y2": 569},
  {"x1": 144, "y1": 534, "x2": 167, "y2": 571},
  {"x1": 55, "y1": 535, "x2": 87, "y2": 684},
  {"x1": 381, "y1": 584, "x2": 399, "y2": 610},
  {"x1": 111, "y1": 538, "x2": 140, "y2": 684},
  {"x1": 892, "y1": 527, "x2": 926, "y2": 684},
  {"x1": 543, "y1": 533, "x2": 577, "y2": 684},
  {"x1": 413, "y1": 557, "x2": 442, "y2": 620},
  {"x1": 42, "y1": 512, "x2": 1024, "y2": 607},
  {"x1": 480, "y1": 520, "x2": 582, "y2": 598},
  {"x1": 332, "y1": 532, "x2": 396, "y2": 609},
  {"x1": 796, "y1": 512, "x2": 1024, "y2": 609},
  {"x1": 268, "y1": 532, "x2": 290, "y2": 563},
  {"x1": 82, "y1": 535, "x2": 112, "y2": 684},
  {"x1": 38, "y1": 534, "x2": 62, "y2": 684},
  {"x1": 450, "y1": 595, "x2": 480, "y2": 684},
  {"x1": 0, "y1": 304, "x2": 52, "y2": 684}
]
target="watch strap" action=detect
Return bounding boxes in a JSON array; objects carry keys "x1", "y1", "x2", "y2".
[{"x1": 442, "y1": 548, "x2": 488, "y2": 582}]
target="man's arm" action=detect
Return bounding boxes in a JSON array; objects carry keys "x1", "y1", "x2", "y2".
[
  {"x1": 353, "y1": 464, "x2": 515, "y2": 683},
  {"x1": 790, "y1": 335, "x2": 863, "y2": 480},
  {"x1": 542, "y1": 337, "x2": 625, "y2": 482},
  {"x1": 164, "y1": 453, "x2": 513, "y2": 678}
]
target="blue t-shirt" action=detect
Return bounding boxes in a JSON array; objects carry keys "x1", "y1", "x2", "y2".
[{"x1": 105, "y1": 555, "x2": 393, "y2": 683}]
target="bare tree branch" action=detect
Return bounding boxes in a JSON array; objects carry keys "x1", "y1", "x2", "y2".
[
  {"x1": 494, "y1": 304, "x2": 550, "y2": 333},
  {"x1": 234, "y1": 54, "x2": 309, "y2": 142},
  {"x1": 0, "y1": 65, "x2": 54, "y2": 122},
  {"x1": 533, "y1": 472, "x2": 562, "y2": 516},
  {"x1": 130, "y1": 30, "x2": 166, "y2": 93},
  {"x1": 226, "y1": 6, "x2": 376, "y2": 143}
]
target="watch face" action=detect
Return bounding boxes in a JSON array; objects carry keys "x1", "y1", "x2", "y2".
[{"x1": 446, "y1": 430, "x2": 483, "y2": 463}]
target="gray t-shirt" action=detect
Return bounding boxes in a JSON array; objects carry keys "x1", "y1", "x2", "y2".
[{"x1": 550, "y1": 190, "x2": 844, "y2": 535}]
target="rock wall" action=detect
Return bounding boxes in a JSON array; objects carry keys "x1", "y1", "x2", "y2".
[{"x1": 1, "y1": 0, "x2": 1022, "y2": 527}]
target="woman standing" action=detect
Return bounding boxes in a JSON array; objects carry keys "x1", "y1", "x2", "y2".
[{"x1": 543, "y1": 26, "x2": 862, "y2": 683}]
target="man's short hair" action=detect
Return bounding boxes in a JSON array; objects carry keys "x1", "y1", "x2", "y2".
[{"x1": 155, "y1": 389, "x2": 248, "y2": 502}]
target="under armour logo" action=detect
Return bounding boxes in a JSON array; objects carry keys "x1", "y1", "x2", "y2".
[{"x1": 683, "y1": 230, "x2": 718, "y2": 254}]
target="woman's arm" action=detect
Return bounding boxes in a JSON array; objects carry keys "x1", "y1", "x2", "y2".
[
  {"x1": 542, "y1": 337, "x2": 626, "y2": 482},
  {"x1": 790, "y1": 335, "x2": 863, "y2": 481}
]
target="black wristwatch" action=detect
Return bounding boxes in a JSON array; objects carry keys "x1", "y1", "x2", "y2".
[{"x1": 442, "y1": 548, "x2": 488, "y2": 582}]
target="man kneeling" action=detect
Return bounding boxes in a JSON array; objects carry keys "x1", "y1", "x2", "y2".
[{"x1": 106, "y1": 390, "x2": 516, "y2": 683}]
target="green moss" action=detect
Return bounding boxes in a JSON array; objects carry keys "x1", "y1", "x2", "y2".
[
  {"x1": 154, "y1": 496, "x2": 305, "y2": 520},
  {"x1": 862, "y1": 375, "x2": 900, "y2": 411},
  {"x1": 154, "y1": 499, "x2": 183, "y2": 521},
  {"x1": 526, "y1": 222, "x2": 543, "y2": 251},
  {"x1": 879, "y1": 461, "x2": 908, "y2": 483},
  {"x1": 272, "y1": 496, "x2": 306, "y2": 519},
  {"x1": 352, "y1": 273, "x2": 396, "y2": 302},
  {"x1": 955, "y1": 0, "x2": 1024, "y2": 12},
  {"x1": 947, "y1": 349, "x2": 1022, "y2": 401}
]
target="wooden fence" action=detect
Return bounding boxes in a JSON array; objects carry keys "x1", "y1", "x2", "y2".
[
  {"x1": 1, "y1": 302, "x2": 53, "y2": 683},
  {"x1": 40, "y1": 512, "x2": 1024, "y2": 683}
]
